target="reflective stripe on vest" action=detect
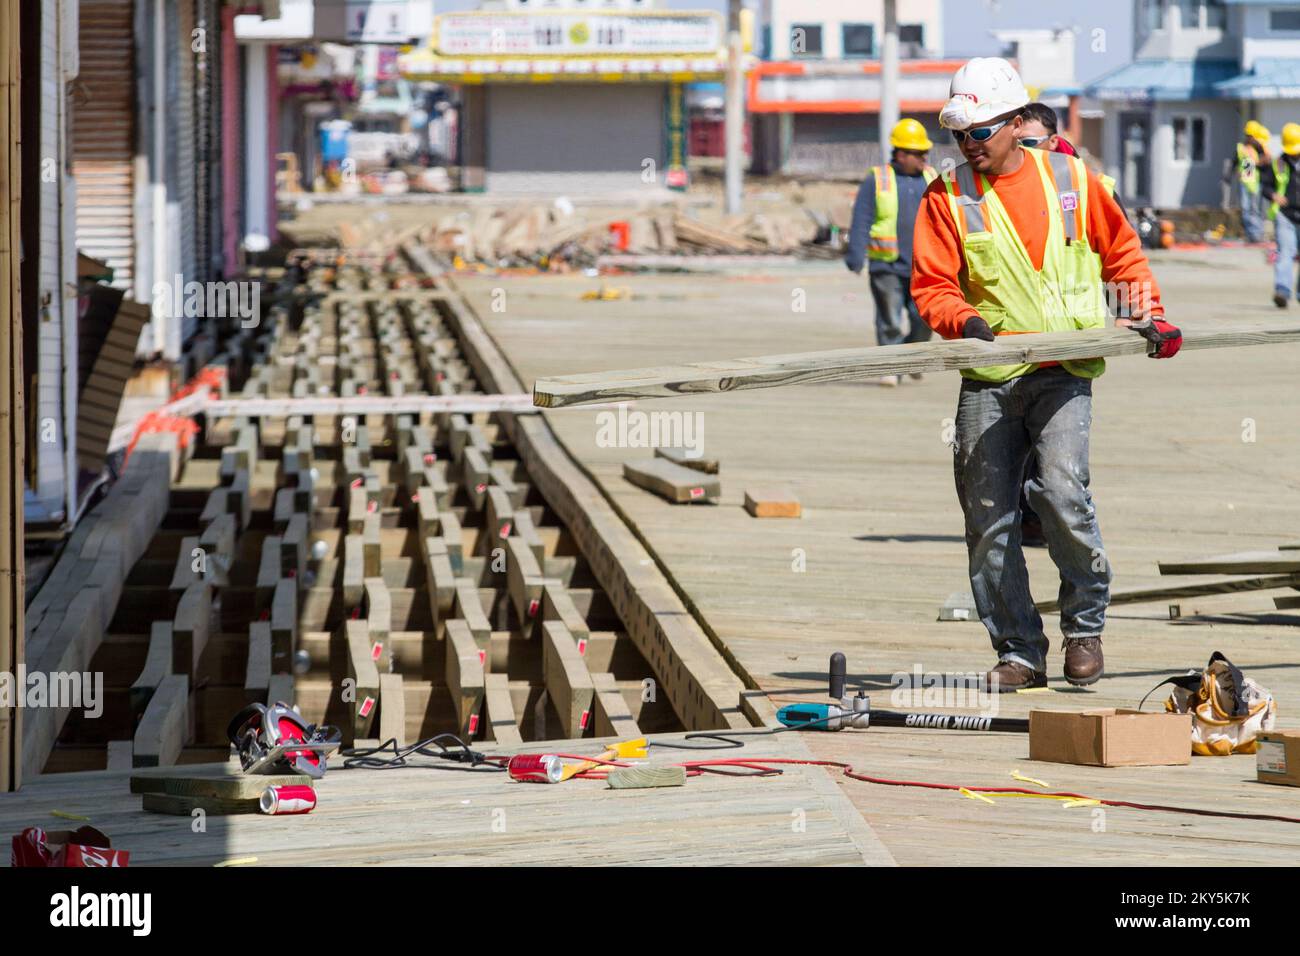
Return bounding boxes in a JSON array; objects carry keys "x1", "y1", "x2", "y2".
[
  {"x1": 1238, "y1": 143, "x2": 1260, "y2": 194},
  {"x1": 942, "y1": 148, "x2": 1108, "y2": 383},
  {"x1": 868, "y1": 164, "x2": 938, "y2": 262}
]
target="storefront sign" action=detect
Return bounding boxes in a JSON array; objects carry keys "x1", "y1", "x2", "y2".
[{"x1": 436, "y1": 12, "x2": 723, "y2": 57}]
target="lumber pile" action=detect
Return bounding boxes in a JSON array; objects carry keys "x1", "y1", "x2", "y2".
[{"x1": 420, "y1": 203, "x2": 832, "y2": 270}]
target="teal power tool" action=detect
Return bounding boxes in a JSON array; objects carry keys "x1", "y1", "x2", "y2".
[{"x1": 776, "y1": 653, "x2": 1029, "y2": 734}]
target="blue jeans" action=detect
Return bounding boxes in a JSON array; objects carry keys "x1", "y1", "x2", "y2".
[
  {"x1": 952, "y1": 368, "x2": 1111, "y2": 672},
  {"x1": 1275, "y1": 214, "x2": 1298, "y2": 297},
  {"x1": 1240, "y1": 182, "x2": 1265, "y2": 243},
  {"x1": 869, "y1": 269, "x2": 933, "y2": 347}
]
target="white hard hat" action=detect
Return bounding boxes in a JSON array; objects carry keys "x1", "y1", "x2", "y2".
[{"x1": 939, "y1": 57, "x2": 1029, "y2": 131}]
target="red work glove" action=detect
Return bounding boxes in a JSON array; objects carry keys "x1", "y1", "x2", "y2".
[{"x1": 1133, "y1": 317, "x2": 1182, "y2": 359}]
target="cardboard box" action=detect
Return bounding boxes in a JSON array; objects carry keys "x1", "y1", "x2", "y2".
[
  {"x1": 1256, "y1": 729, "x2": 1300, "y2": 787},
  {"x1": 1029, "y1": 709, "x2": 1191, "y2": 767}
]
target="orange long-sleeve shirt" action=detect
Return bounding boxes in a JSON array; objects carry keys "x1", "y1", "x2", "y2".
[{"x1": 910, "y1": 153, "x2": 1162, "y2": 340}]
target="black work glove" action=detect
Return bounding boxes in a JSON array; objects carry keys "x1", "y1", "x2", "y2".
[{"x1": 961, "y1": 315, "x2": 995, "y2": 342}]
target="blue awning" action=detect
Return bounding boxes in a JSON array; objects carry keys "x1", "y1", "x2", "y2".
[
  {"x1": 1216, "y1": 59, "x2": 1300, "y2": 99},
  {"x1": 1086, "y1": 59, "x2": 1239, "y2": 103}
]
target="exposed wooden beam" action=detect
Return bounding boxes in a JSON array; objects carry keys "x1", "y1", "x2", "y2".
[{"x1": 533, "y1": 323, "x2": 1300, "y2": 408}]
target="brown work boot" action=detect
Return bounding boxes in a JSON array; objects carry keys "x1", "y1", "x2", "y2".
[
  {"x1": 983, "y1": 660, "x2": 1047, "y2": 694},
  {"x1": 1063, "y1": 636, "x2": 1104, "y2": 686}
]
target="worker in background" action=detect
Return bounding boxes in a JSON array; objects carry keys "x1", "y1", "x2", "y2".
[
  {"x1": 845, "y1": 118, "x2": 938, "y2": 387},
  {"x1": 1261, "y1": 123, "x2": 1300, "y2": 309},
  {"x1": 911, "y1": 58, "x2": 1182, "y2": 692},
  {"x1": 1226, "y1": 120, "x2": 1271, "y2": 244}
]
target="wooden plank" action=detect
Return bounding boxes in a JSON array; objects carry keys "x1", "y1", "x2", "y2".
[
  {"x1": 607, "y1": 766, "x2": 686, "y2": 789},
  {"x1": 343, "y1": 533, "x2": 365, "y2": 608},
  {"x1": 106, "y1": 741, "x2": 134, "y2": 772},
  {"x1": 130, "y1": 622, "x2": 173, "y2": 717},
  {"x1": 268, "y1": 673, "x2": 295, "y2": 707},
  {"x1": 246, "y1": 621, "x2": 271, "y2": 701},
  {"x1": 343, "y1": 619, "x2": 380, "y2": 741},
  {"x1": 485, "y1": 485, "x2": 515, "y2": 544},
  {"x1": 1037, "y1": 573, "x2": 1300, "y2": 612},
  {"x1": 542, "y1": 621, "x2": 595, "y2": 738},
  {"x1": 506, "y1": 537, "x2": 546, "y2": 624},
  {"x1": 532, "y1": 323, "x2": 1300, "y2": 408},
  {"x1": 378, "y1": 673, "x2": 406, "y2": 746},
  {"x1": 511, "y1": 510, "x2": 546, "y2": 567},
  {"x1": 1158, "y1": 551, "x2": 1300, "y2": 576},
  {"x1": 169, "y1": 535, "x2": 203, "y2": 593},
  {"x1": 423, "y1": 537, "x2": 457, "y2": 624},
  {"x1": 133, "y1": 675, "x2": 192, "y2": 768},
  {"x1": 364, "y1": 577, "x2": 392, "y2": 670},
  {"x1": 543, "y1": 583, "x2": 590, "y2": 649},
  {"x1": 624, "y1": 459, "x2": 720, "y2": 503},
  {"x1": 363, "y1": 515, "x2": 383, "y2": 577},
  {"x1": 172, "y1": 583, "x2": 212, "y2": 680},
  {"x1": 462, "y1": 446, "x2": 492, "y2": 511},
  {"x1": 655, "y1": 446, "x2": 719, "y2": 474},
  {"x1": 142, "y1": 793, "x2": 261, "y2": 816},
  {"x1": 744, "y1": 487, "x2": 801, "y2": 519},
  {"x1": 484, "y1": 673, "x2": 523, "y2": 748},
  {"x1": 445, "y1": 619, "x2": 486, "y2": 738},
  {"x1": 591, "y1": 672, "x2": 641, "y2": 739},
  {"x1": 270, "y1": 579, "x2": 298, "y2": 673},
  {"x1": 453, "y1": 578, "x2": 492, "y2": 646}
]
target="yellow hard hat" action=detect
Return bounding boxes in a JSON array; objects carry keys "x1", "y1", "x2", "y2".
[
  {"x1": 1244, "y1": 119, "x2": 1271, "y2": 142},
  {"x1": 889, "y1": 118, "x2": 933, "y2": 152},
  {"x1": 1284, "y1": 123, "x2": 1300, "y2": 156}
]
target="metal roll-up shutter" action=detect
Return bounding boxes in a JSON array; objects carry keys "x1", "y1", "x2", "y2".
[
  {"x1": 171, "y1": 0, "x2": 198, "y2": 341},
  {"x1": 195, "y1": 0, "x2": 220, "y2": 284},
  {"x1": 72, "y1": 1, "x2": 136, "y2": 293}
]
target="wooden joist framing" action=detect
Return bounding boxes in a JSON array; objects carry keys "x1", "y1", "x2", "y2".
[
  {"x1": 130, "y1": 622, "x2": 173, "y2": 717},
  {"x1": 454, "y1": 578, "x2": 492, "y2": 646},
  {"x1": 271, "y1": 579, "x2": 298, "y2": 673},
  {"x1": 413, "y1": 250, "x2": 751, "y2": 731},
  {"x1": 532, "y1": 322, "x2": 1300, "y2": 408},
  {"x1": 543, "y1": 583, "x2": 590, "y2": 650},
  {"x1": 423, "y1": 537, "x2": 457, "y2": 623},
  {"x1": 364, "y1": 577, "x2": 392, "y2": 670}
]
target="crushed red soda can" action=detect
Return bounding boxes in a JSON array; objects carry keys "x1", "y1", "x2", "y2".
[
  {"x1": 259, "y1": 785, "x2": 317, "y2": 815},
  {"x1": 507, "y1": 754, "x2": 564, "y2": 783},
  {"x1": 11, "y1": 827, "x2": 129, "y2": 867}
]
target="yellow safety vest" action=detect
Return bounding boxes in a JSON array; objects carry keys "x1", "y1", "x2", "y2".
[
  {"x1": 1268, "y1": 158, "x2": 1291, "y2": 221},
  {"x1": 1238, "y1": 142, "x2": 1261, "y2": 194},
  {"x1": 1099, "y1": 172, "x2": 1117, "y2": 198},
  {"x1": 868, "y1": 164, "x2": 938, "y2": 262},
  {"x1": 942, "y1": 147, "x2": 1108, "y2": 383}
]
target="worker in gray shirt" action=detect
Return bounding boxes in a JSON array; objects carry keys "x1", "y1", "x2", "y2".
[{"x1": 845, "y1": 118, "x2": 937, "y2": 386}]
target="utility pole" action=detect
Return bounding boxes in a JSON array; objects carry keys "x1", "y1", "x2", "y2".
[
  {"x1": 880, "y1": 0, "x2": 900, "y2": 149},
  {"x1": 724, "y1": 0, "x2": 744, "y2": 215}
]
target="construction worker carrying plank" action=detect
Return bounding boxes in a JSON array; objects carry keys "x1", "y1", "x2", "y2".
[
  {"x1": 1261, "y1": 123, "x2": 1300, "y2": 309},
  {"x1": 911, "y1": 58, "x2": 1182, "y2": 692},
  {"x1": 845, "y1": 118, "x2": 938, "y2": 387}
]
